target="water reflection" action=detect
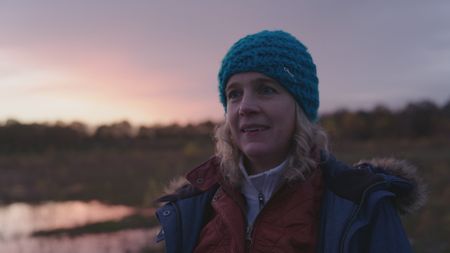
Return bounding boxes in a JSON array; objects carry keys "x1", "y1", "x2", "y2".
[
  {"x1": 0, "y1": 201, "x2": 160, "y2": 253},
  {"x1": 1, "y1": 228, "x2": 161, "y2": 253},
  {"x1": 0, "y1": 201, "x2": 135, "y2": 239}
]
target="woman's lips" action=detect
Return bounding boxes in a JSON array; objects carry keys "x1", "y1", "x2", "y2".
[{"x1": 240, "y1": 124, "x2": 270, "y2": 133}]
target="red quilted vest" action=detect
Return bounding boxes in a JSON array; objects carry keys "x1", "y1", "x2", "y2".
[{"x1": 193, "y1": 169, "x2": 324, "y2": 253}]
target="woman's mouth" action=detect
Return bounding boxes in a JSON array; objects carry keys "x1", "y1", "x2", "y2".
[{"x1": 241, "y1": 125, "x2": 270, "y2": 133}]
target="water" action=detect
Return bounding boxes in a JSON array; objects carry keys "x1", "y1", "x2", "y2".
[{"x1": 0, "y1": 201, "x2": 161, "y2": 253}]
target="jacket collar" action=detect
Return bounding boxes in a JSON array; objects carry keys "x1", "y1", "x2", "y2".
[{"x1": 186, "y1": 156, "x2": 222, "y2": 191}]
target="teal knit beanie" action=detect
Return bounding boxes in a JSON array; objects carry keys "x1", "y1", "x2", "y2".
[{"x1": 218, "y1": 30, "x2": 319, "y2": 122}]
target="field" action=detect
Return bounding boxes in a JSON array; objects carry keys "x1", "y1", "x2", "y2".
[{"x1": 1, "y1": 137, "x2": 448, "y2": 252}]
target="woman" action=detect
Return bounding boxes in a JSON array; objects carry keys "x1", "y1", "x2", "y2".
[{"x1": 156, "y1": 30, "x2": 425, "y2": 253}]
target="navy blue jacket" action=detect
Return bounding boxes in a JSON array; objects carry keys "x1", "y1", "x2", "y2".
[{"x1": 156, "y1": 154, "x2": 424, "y2": 253}]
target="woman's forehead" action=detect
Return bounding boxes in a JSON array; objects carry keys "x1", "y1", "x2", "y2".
[{"x1": 226, "y1": 72, "x2": 279, "y2": 90}]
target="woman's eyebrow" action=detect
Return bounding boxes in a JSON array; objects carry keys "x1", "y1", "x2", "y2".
[{"x1": 226, "y1": 81, "x2": 240, "y2": 91}]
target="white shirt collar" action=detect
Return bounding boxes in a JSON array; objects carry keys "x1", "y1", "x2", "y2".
[
  {"x1": 239, "y1": 156, "x2": 287, "y2": 193},
  {"x1": 239, "y1": 156, "x2": 287, "y2": 226}
]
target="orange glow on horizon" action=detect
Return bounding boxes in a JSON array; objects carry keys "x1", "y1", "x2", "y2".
[{"x1": 0, "y1": 50, "x2": 222, "y2": 126}]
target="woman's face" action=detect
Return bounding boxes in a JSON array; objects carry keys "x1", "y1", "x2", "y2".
[{"x1": 225, "y1": 72, "x2": 297, "y2": 173}]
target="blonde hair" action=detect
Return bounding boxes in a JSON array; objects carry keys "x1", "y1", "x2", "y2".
[{"x1": 214, "y1": 105, "x2": 328, "y2": 187}]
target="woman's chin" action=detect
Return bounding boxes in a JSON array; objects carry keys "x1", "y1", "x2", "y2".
[
  {"x1": 241, "y1": 144, "x2": 270, "y2": 159},
  {"x1": 241, "y1": 145, "x2": 283, "y2": 167}
]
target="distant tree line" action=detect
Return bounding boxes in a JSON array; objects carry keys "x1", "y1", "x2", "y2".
[
  {"x1": 0, "y1": 99, "x2": 449, "y2": 153},
  {"x1": 0, "y1": 119, "x2": 216, "y2": 153},
  {"x1": 320, "y1": 100, "x2": 450, "y2": 141}
]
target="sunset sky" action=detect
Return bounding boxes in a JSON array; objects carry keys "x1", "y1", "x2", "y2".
[{"x1": 1, "y1": 1, "x2": 449, "y2": 126}]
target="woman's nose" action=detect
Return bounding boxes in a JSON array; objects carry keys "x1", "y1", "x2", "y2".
[{"x1": 238, "y1": 94, "x2": 259, "y2": 116}]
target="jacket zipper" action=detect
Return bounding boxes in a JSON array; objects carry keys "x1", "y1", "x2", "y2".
[
  {"x1": 220, "y1": 185, "x2": 252, "y2": 250},
  {"x1": 258, "y1": 192, "x2": 265, "y2": 210},
  {"x1": 246, "y1": 185, "x2": 289, "y2": 252},
  {"x1": 246, "y1": 192, "x2": 266, "y2": 249},
  {"x1": 338, "y1": 181, "x2": 385, "y2": 253}
]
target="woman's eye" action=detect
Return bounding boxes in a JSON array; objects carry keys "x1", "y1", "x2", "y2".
[
  {"x1": 259, "y1": 85, "x2": 277, "y2": 95},
  {"x1": 227, "y1": 90, "x2": 241, "y2": 100}
]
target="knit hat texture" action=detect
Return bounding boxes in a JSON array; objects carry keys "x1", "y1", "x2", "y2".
[{"x1": 218, "y1": 30, "x2": 319, "y2": 122}]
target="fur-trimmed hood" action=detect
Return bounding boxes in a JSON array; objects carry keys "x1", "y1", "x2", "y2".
[{"x1": 354, "y1": 158, "x2": 427, "y2": 214}]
